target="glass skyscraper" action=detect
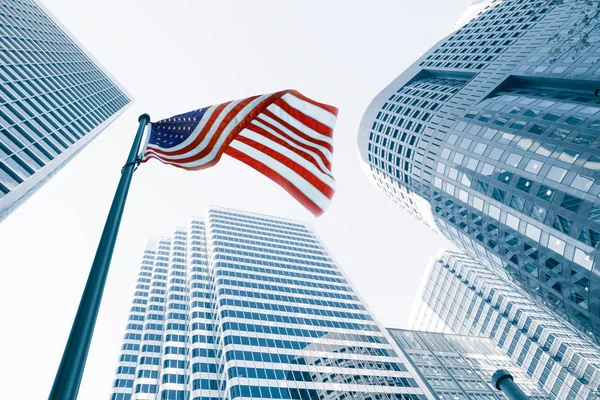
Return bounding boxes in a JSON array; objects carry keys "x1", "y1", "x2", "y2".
[
  {"x1": 388, "y1": 328, "x2": 549, "y2": 399},
  {"x1": 357, "y1": 0, "x2": 600, "y2": 341},
  {"x1": 0, "y1": 0, "x2": 131, "y2": 221},
  {"x1": 111, "y1": 207, "x2": 433, "y2": 400},
  {"x1": 410, "y1": 250, "x2": 600, "y2": 399}
]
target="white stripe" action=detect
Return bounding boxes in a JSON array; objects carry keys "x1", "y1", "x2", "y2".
[
  {"x1": 155, "y1": 105, "x2": 219, "y2": 154},
  {"x1": 249, "y1": 119, "x2": 333, "y2": 177},
  {"x1": 256, "y1": 113, "x2": 332, "y2": 161},
  {"x1": 156, "y1": 94, "x2": 271, "y2": 164},
  {"x1": 282, "y1": 92, "x2": 336, "y2": 129},
  {"x1": 266, "y1": 104, "x2": 333, "y2": 146},
  {"x1": 234, "y1": 128, "x2": 336, "y2": 188},
  {"x1": 228, "y1": 140, "x2": 331, "y2": 212}
]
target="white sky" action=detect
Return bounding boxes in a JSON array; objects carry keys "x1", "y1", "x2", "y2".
[{"x1": 0, "y1": 1, "x2": 469, "y2": 398}]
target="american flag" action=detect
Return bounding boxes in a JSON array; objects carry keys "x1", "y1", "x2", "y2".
[{"x1": 142, "y1": 90, "x2": 338, "y2": 216}]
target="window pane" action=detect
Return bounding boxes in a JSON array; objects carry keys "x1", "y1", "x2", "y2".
[{"x1": 560, "y1": 194, "x2": 583, "y2": 213}]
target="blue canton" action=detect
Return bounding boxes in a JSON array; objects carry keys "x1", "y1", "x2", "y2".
[{"x1": 149, "y1": 108, "x2": 207, "y2": 149}]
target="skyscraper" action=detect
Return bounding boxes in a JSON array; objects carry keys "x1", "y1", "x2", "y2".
[
  {"x1": 0, "y1": 0, "x2": 131, "y2": 221},
  {"x1": 111, "y1": 207, "x2": 434, "y2": 400},
  {"x1": 410, "y1": 250, "x2": 600, "y2": 399},
  {"x1": 388, "y1": 328, "x2": 549, "y2": 399},
  {"x1": 357, "y1": 0, "x2": 600, "y2": 342}
]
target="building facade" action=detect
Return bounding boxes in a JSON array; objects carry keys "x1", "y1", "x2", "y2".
[
  {"x1": 111, "y1": 207, "x2": 434, "y2": 400},
  {"x1": 388, "y1": 328, "x2": 549, "y2": 399},
  {"x1": 410, "y1": 250, "x2": 600, "y2": 399},
  {"x1": 357, "y1": 0, "x2": 600, "y2": 341},
  {"x1": 0, "y1": 0, "x2": 131, "y2": 221}
]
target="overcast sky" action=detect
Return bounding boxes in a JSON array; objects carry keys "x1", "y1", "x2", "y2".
[{"x1": 0, "y1": 1, "x2": 470, "y2": 398}]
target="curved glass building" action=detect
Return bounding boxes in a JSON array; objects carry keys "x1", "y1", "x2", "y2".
[{"x1": 357, "y1": 0, "x2": 600, "y2": 342}]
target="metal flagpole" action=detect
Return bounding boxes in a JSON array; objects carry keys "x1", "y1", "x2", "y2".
[
  {"x1": 491, "y1": 369, "x2": 530, "y2": 400},
  {"x1": 49, "y1": 113, "x2": 151, "y2": 400}
]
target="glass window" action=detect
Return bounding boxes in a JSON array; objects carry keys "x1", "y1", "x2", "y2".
[
  {"x1": 565, "y1": 116, "x2": 583, "y2": 126},
  {"x1": 461, "y1": 173, "x2": 472, "y2": 186},
  {"x1": 506, "y1": 214, "x2": 519, "y2": 230},
  {"x1": 525, "y1": 159, "x2": 543, "y2": 175},
  {"x1": 536, "y1": 185, "x2": 555, "y2": 202},
  {"x1": 473, "y1": 196, "x2": 484, "y2": 211},
  {"x1": 553, "y1": 215, "x2": 572, "y2": 234},
  {"x1": 489, "y1": 147, "x2": 504, "y2": 161},
  {"x1": 535, "y1": 143, "x2": 555, "y2": 157},
  {"x1": 584, "y1": 155, "x2": 600, "y2": 170},
  {"x1": 560, "y1": 194, "x2": 583, "y2": 213},
  {"x1": 558, "y1": 149, "x2": 579, "y2": 163},
  {"x1": 509, "y1": 195, "x2": 525, "y2": 212},
  {"x1": 550, "y1": 129, "x2": 570, "y2": 140},
  {"x1": 473, "y1": 143, "x2": 487, "y2": 155},
  {"x1": 546, "y1": 166, "x2": 567, "y2": 183},
  {"x1": 587, "y1": 204, "x2": 600, "y2": 223},
  {"x1": 516, "y1": 177, "x2": 533, "y2": 192},
  {"x1": 516, "y1": 138, "x2": 533, "y2": 150},
  {"x1": 492, "y1": 188, "x2": 506, "y2": 202},
  {"x1": 571, "y1": 174, "x2": 594, "y2": 192},
  {"x1": 459, "y1": 138, "x2": 472, "y2": 150},
  {"x1": 481, "y1": 163, "x2": 494, "y2": 176},
  {"x1": 528, "y1": 124, "x2": 546, "y2": 135},
  {"x1": 453, "y1": 152, "x2": 464, "y2": 164},
  {"x1": 466, "y1": 158, "x2": 479, "y2": 171},
  {"x1": 497, "y1": 170, "x2": 513, "y2": 184},
  {"x1": 542, "y1": 113, "x2": 560, "y2": 122},
  {"x1": 526, "y1": 224, "x2": 541, "y2": 242},
  {"x1": 505, "y1": 153, "x2": 522, "y2": 167},
  {"x1": 548, "y1": 235, "x2": 566, "y2": 255},
  {"x1": 573, "y1": 248, "x2": 593, "y2": 270},
  {"x1": 530, "y1": 204, "x2": 547, "y2": 222},
  {"x1": 578, "y1": 227, "x2": 600, "y2": 248},
  {"x1": 476, "y1": 180, "x2": 489, "y2": 194},
  {"x1": 488, "y1": 204, "x2": 500, "y2": 220},
  {"x1": 573, "y1": 133, "x2": 597, "y2": 146}
]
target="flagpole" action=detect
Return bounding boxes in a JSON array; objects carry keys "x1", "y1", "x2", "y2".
[{"x1": 49, "y1": 113, "x2": 150, "y2": 400}]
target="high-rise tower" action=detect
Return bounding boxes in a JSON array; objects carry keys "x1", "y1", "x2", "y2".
[
  {"x1": 0, "y1": 0, "x2": 131, "y2": 221},
  {"x1": 388, "y1": 328, "x2": 549, "y2": 399},
  {"x1": 357, "y1": 0, "x2": 600, "y2": 341},
  {"x1": 410, "y1": 250, "x2": 600, "y2": 399},
  {"x1": 111, "y1": 207, "x2": 433, "y2": 400}
]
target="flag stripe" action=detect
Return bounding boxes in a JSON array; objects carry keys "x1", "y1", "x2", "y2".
[
  {"x1": 281, "y1": 92, "x2": 337, "y2": 129},
  {"x1": 235, "y1": 128, "x2": 335, "y2": 189},
  {"x1": 273, "y1": 98, "x2": 334, "y2": 138},
  {"x1": 226, "y1": 142, "x2": 328, "y2": 215},
  {"x1": 284, "y1": 89, "x2": 339, "y2": 117},
  {"x1": 232, "y1": 135, "x2": 335, "y2": 201},
  {"x1": 260, "y1": 109, "x2": 333, "y2": 154},
  {"x1": 247, "y1": 119, "x2": 332, "y2": 177}
]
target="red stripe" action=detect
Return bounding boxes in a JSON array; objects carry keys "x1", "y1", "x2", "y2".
[
  {"x1": 261, "y1": 108, "x2": 333, "y2": 153},
  {"x1": 286, "y1": 90, "x2": 339, "y2": 116},
  {"x1": 245, "y1": 121, "x2": 332, "y2": 175},
  {"x1": 232, "y1": 135, "x2": 335, "y2": 198},
  {"x1": 224, "y1": 146, "x2": 325, "y2": 216},
  {"x1": 272, "y1": 98, "x2": 334, "y2": 139}
]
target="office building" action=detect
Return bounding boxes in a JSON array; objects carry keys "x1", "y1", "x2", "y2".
[
  {"x1": 111, "y1": 207, "x2": 434, "y2": 400},
  {"x1": 388, "y1": 328, "x2": 549, "y2": 399},
  {"x1": 0, "y1": 0, "x2": 131, "y2": 221},
  {"x1": 410, "y1": 250, "x2": 600, "y2": 399},
  {"x1": 358, "y1": 0, "x2": 600, "y2": 342}
]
